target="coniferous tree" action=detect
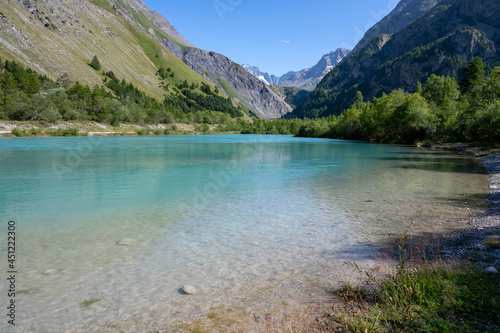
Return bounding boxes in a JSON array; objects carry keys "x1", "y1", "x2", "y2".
[
  {"x1": 459, "y1": 57, "x2": 485, "y2": 95},
  {"x1": 26, "y1": 72, "x2": 40, "y2": 95},
  {"x1": 89, "y1": 55, "x2": 102, "y2": 71},
  {"x1": 415, "y1": 81, "x2": 423, "y2": 95}
]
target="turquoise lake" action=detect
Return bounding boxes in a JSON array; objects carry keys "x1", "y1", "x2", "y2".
[{"x1": 0, "y1": 135, "x2": 488, "y2": 332}]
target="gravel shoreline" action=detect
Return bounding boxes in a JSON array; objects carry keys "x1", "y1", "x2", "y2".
[{"x1": 446, "y1": 152, "x2": 500, "y2": 271}]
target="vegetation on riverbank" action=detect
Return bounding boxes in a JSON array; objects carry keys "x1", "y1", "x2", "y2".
[
  {"x1": 2, "y1": 58, "x2": 499, "y2": 145},
  {"x1": 294, "y1": 58, "x2": 500, "y2": 144},
  {"x1": 0, "y1": 120, "x2": 217, "y2": 137},
  {"x1": 318, "y1": 232, "x2": 500, "y2": 332},
  {"x1": 251, "y1": 230, "x2": 500, "y2": 333}
]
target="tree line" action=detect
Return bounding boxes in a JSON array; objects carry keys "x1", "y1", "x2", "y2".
[
  {"x1": 0, "y1": 58, "x2": 242, "y2": 126},
  {"x1": 293, "y1": 58, "x2": 500, "y2": 144},
  {"x1": 1, "y1": 56, "x2": 498, "y2": 144}
]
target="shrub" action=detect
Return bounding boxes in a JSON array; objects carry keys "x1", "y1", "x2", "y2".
[{"x1": 137, "y1": 128, "x2": 150, "y2": 136}]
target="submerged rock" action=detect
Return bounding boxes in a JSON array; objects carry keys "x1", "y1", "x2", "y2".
[
  {"x1": 42, "y1": 269, "x2": 58, "y2": 275},
  {"x1": 181, "y1": 285, "x2": 197, "y2": 295},
  {"x1": 117, "y1": 238, "x2": 137, "y2": 246}
]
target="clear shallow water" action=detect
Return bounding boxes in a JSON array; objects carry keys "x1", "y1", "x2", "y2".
[{"x1": 0, "y1": 135, "x2": 488, "y2": 332}]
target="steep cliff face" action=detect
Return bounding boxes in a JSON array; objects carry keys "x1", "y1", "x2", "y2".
[
  {"x1": 182, "y1": 48, "x2": 292, "y2": 119},
  {"x1": 292, "y1": 0, "x2": 500, "y2": 119},
  {"x1": 353, "y1": 0, "x2": 442, "y2": 52}
]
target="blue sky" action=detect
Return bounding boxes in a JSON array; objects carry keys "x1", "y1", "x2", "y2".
[{"x1": 143, "y1": 0, "x2": 399, "y2": 76}]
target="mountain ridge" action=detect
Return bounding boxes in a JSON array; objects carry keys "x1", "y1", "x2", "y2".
[
  {"x1": 243, "y1": 48, "x2": 351, "y2": 91},
  {"x1": 352, "y1": 0, "x2": 443, "y2": 52},
  {"x1": 0, "y1": 0, "x2": 291, "y2": 119},
  {"x1": 291, "y1": 0, "x2": 500, "y2": 119}
]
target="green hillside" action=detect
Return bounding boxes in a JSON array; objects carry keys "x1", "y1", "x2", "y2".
[
  {"x1": 0, "y1": 0, "x2": 213, "y2": 100},
  {"x1": 291, "y1": 0, "x2": 500, "y2": 119}
]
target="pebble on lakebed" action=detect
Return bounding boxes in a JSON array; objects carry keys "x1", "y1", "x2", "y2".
[
  {"x1": 117, "y1": 238, "x2": 137, "y2": 246},
  {"x1": 181, "y1": 285, "x2": 197, "y2": 295},
  {"x1": 42, "y1": 269, "x2": 58, "y2": 275}
]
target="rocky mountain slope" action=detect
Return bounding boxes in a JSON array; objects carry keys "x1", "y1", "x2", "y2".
[
  {"x1": 243, "y1": 48, "x2": 350, "y2": 91},
  {"x1": 0, "y1": 0, "x2": 291, "y2": 118},
  {"x1": 181, "y1": 48, "x2": 292, "y2": 118},
  {"x1": 291, "y1": 0, "x2": 500, "y2": 118},
  {"x1": 114, "y1": 0, "x2": 292, "y2": 118},
  {"x1": 268, "y1": 85, "x2": 311, "y2": 110},
  {"x1": 0, "y1": 0, "x2": 204, "y2": 99},
  {"x1": 352, "y1": 0, "x2": 442, "y2": 52}
]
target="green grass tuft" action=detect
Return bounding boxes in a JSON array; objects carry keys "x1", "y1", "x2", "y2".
[
  {"x1": 326, "y1": 234, "x2": 500, "y2": 332},
  {"x1": 486, "y1": 239, "x2": 500, "y2": 249}
]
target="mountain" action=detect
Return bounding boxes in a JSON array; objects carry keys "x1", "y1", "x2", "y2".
[
  {"x1": 243, "y1": 48, "x2": 351, "y2": 91},
  {"x1": 292, "y1": 0, "x2": 500, "y2": 119},
  {"x1": 352, "y1": 0, "x2": 443, "y2": 52},
  {"x1": 0, "y1": 0, "x2": 291, "y2": 119},
  {"x1": 279, "y1": 48, "x2": 351, "y2": 90},
  {"x1": 0, "y1": 0, "x2": 201, "y2": 100},
  {"x1": 242, "y1": 65, "x2": 281, "y2": 85},
  {"x1": 180, "y1": 48, "x2": 292, "y2": 118},
  {"x1": 267, "y1": 85, "x2": 311, "y2": 110}
]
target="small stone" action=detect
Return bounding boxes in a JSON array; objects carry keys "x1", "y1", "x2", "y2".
[
  {"x1": 117, "y1": 238, "x2": 137, "y2": 246},
  {"x1": 42, "y1": 269, "x2": 58, "y2": 275},
  {"x1": 486, "y1": 266, "x2": 499, "y2": 275},
  {"x1": 181, "y1": 285, "x2": 197, "y2": 295}
]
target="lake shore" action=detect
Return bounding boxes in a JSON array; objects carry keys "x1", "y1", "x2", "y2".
[
  {"x1": 1, "y1": 124, "x2": 498, "y2": 331},
  {"x1": 440, "y1": 148, "x2": 500, "y2": 268},
  {"x1": 164, "y1": 146, "x2": 500, "y2": 333},
  {"x1": 0, "y1": 120, "x2": 217, "y2": 137}
]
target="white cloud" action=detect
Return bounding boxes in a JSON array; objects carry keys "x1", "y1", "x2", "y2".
[{"x1": 281, "y1": 40, "x2": 290, "y2": 44}]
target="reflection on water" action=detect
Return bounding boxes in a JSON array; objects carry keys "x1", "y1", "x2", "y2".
[{"x1": 0, "y1": 135, "x2": 488, "y2": 332}]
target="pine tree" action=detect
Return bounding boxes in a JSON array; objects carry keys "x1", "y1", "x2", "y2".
[
  {"x1": 459, "y1": 57, "x2": 485, "y2": 95},
  {"x1": 89, "y1": 55, "x2": 102, "y2": 71},
  {"x1": 26, "y1": 72, "x2": 40, "y2": 95},
  {"x1": 415, "y1": 81, "x2": 423, "y2": 95}
]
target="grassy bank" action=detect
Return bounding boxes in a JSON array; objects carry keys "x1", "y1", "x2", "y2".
[
  {"x1": 318, "y1": 233, "x2": 500, "y2": 332},
  {"x1": 248, "y1": 232, "x2": 500, "y2": 333}
]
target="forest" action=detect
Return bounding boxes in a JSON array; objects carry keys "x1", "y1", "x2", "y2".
[
  {"x1": 0, "y1": 58, "x2": 240, "y2": 127},
  {"x1": 0, "y1": 57, "x2": 498, "y2": 144},
  {"x1": 293, "y1": 58, "x2": 500, "y2": 144}
]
